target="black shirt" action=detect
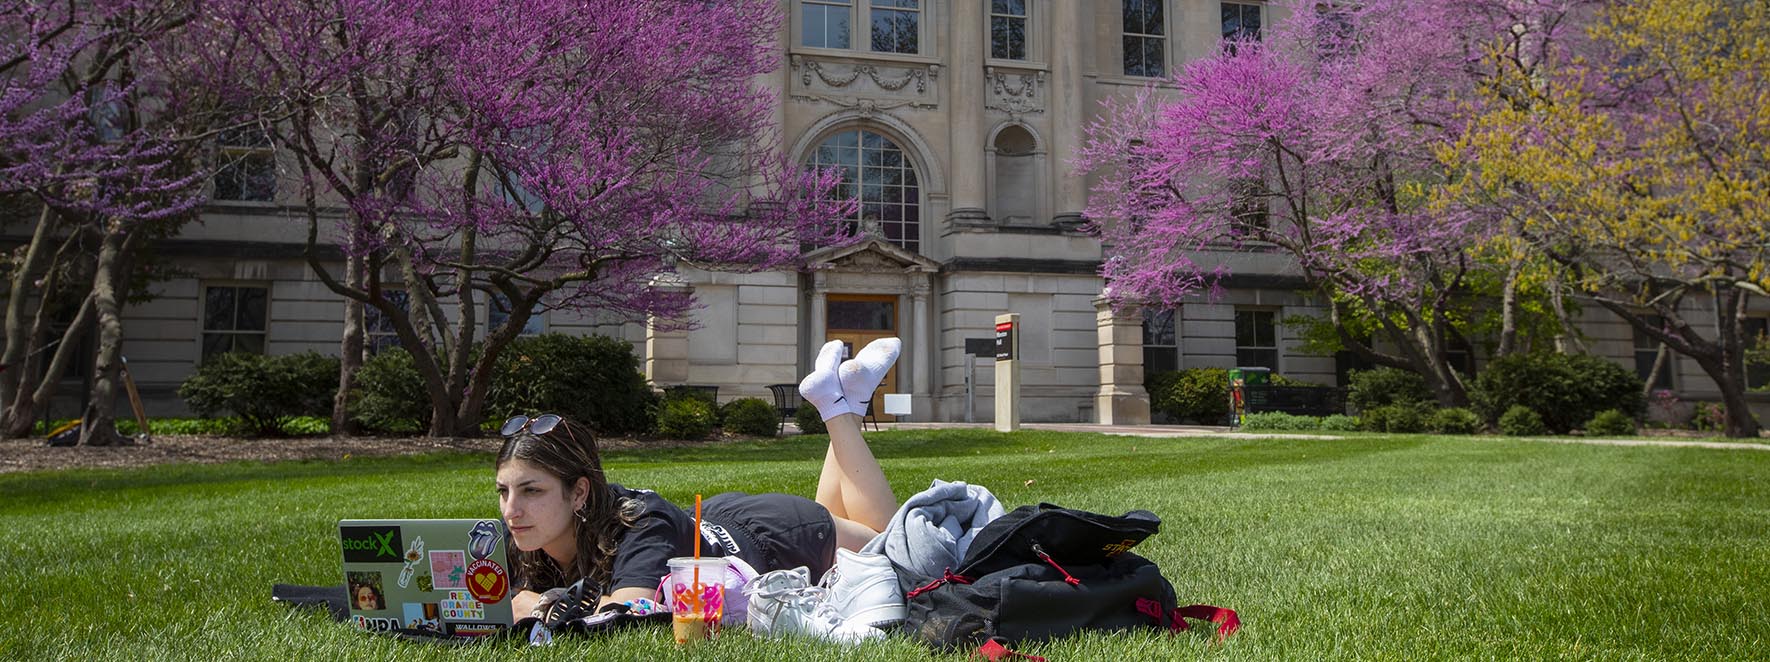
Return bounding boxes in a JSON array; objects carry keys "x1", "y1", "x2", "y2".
[{"x1": 608, "y1": 484, "x2": 700, "y2": 592}]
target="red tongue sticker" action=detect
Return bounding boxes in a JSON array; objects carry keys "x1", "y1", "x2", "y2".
[{"x1": 465, "y1": 559, "x2": 508, "y2": 604}]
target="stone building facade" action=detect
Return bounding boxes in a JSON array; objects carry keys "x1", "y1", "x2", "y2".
[{"x1": 20, "y1": 0, "x2": 1768, "y2": 425}]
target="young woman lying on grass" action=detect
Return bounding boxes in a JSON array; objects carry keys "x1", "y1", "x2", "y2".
[{"x1": 495, "y1": 338, "x2": 902, "y2": 619}]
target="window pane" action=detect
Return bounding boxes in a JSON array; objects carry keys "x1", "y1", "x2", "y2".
[
  {"x1": 1747, "y1": 318, "x2": 1769, "y2": 389},
  {"x1": 827, "y1": 300, "x2": 895, "y2": 331},
  {"x1": 1143, "y1": 39, "x2": 1165, "y2": 77},
  {"x1": 205, "y1": 287, "x2": 236, "y2": 331},
  {"x1": 1143, "y1": 308, "x2": 1176, "y2": 347},
  {"x1": 1144, "y1": 347, "x2": 1179, "y2": 374},
  {"x1": 233, "y1": 333, "x2": 266, "y2": 355},
  {"x1": 201, "y1": 333, "x2": 231, "y2": 359},
  {"x1": 1237, "y1": 349, "x2": 1278, "y2": 371},
  {"x1": 992, "y1": 16, "x2": 1027, "y2": 60},
  {"x1": 803, "y1": 5, "x2": 826, "y2": 47},
  {"x1": 1123, "y1": 36, "x2": 1142, "y2": 76},
  {"x1": 871, "y1": 7, "x2": 918, "y2": 54},
  {"x1": 235, "y1": 287, "x2": 268, "y2": 331}
]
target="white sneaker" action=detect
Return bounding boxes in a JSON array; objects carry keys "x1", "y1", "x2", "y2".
[
  {"x1": 744, "y1": 568, "x2": 883, "y2": 644},
  {"x1": 819, "y1": 548, "x2": 906, "y2": 628}
]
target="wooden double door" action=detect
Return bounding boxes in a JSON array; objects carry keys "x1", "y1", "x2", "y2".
[{"x1": 825, "y1": 294, "x2": 899, "y2": 422}]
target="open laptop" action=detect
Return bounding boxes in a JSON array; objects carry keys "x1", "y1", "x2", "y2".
[{"x1": 338, "y1": 519, "x2": 517, "y2": 638}]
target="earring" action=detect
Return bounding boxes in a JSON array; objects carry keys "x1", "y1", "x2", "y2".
[{"x1": 576, "y1": 506, "x2": 588, "y2": 523}]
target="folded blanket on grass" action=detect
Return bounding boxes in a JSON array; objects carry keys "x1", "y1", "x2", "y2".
[{"x1": 860, "y1": 479, "x2": 1005, "y2": 578}]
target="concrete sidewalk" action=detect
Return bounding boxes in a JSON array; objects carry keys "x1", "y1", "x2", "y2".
[{"x1": 861, "y1": 421, "x2": 1770, "y2": 450}]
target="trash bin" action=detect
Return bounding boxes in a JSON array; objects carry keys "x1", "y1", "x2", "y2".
[{"x1": 1227, "y1": 367, "x2": 1271, "y2": 426}]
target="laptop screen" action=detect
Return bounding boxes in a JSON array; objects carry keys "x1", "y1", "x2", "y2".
[{"x1": 338, "y1": 519, "x2": 517, "y2": 637}]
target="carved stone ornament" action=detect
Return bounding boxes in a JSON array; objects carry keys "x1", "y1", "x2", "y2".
[
  {"x1": 790, "y1": 55, "x2": 941, "y2": 110},
  {"x1": 985, "y1": 66, "x2": 1045, "y2": 117}
]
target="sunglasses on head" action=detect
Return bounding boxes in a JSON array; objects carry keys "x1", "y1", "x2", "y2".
[{"x1": 501, "y1": 413, "x2": 563, "y2": 437}]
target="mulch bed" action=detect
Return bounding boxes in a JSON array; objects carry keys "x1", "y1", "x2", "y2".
[{"x1": 0, "y1": 432, "x2": 740, "y2": 475}]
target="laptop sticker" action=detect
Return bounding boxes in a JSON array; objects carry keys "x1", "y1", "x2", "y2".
[
  {"x1": 466, "y1": 559, "x2": 509, "y2": 604},
  {"x1": 468, "y1": 520, "x2": 502, "y2": 560},
  {"x1": 429, "y1": 550, "x2": 468, "y2": 589},
  {"x1": 346, "y1": 571, "x2": 386, "y2": 611},
  {"x1": 403, "y1": 602, "x2": 444, "y2": 633},
  {"x1": 397, "y1": 536, "x2": 426, "y2": 588},
  {"x1": 341, "y1": 526, "x2": 404, "y2": 563},
  {"x1": 441, "y1": 590, "x2": 487, "y2": 621}
]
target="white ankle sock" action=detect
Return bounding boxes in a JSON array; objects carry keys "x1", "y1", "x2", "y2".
[
  {"x1": 799, "y1": 340, "x2": 851, "y2": 421},
  {"x1": 840, "y1": 337, "x2": 900, "y2": 417}
]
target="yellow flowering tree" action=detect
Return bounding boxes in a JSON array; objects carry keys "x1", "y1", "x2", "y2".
[{"x1": 1453, "y1": 0, "x2": 1769, "y2": 437}]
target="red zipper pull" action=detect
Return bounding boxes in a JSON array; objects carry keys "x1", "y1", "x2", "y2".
[{"x1": 1031, "y1": 543, "x2": 1081, "y2": 586}]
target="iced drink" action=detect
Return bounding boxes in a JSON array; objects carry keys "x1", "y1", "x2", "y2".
[{"x1": 666, "y1": 557, "x2": 726, "y2": 645}]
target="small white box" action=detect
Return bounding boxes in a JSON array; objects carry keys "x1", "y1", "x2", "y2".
[{"x1": 883, "y1": 393, "x2": 913, "y2": 416}]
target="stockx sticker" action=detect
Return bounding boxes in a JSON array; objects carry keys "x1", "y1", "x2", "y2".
[
  {"x1": 465, "y1": 559, "x2": 508, "y2": 604},
  {"x1": 341, "y1": 526, "x2": 404, "y2": 563}
]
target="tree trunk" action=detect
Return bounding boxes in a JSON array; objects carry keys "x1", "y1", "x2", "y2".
[
  {"x1": 1712, "y1": 287, "x2": 1761, "y2": 438},
  {"x1": 1549, "y1": 275, "x2": 1587, "y2": 354},
  {"x1": 331, "y1": 254, "x2": 366, "y2": 436},
  {"x1": 1496, "y1": 260, "x2": 1522, "y2": 357},
  {"x1": 0, "y1": 205, "x2": 60, "y2": 435},
  {"x1": 78, "y1": 227, "x2": 131, "y2": 447},
  {"x1": 1641, "y1": 343, "x2": 1670, "y2": 398},
  {"x1": 0, "y1": 292, "x2": 96, "y2": 438}
]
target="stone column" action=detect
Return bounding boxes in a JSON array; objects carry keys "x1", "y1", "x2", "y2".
[
  {"x1": 808, "y1": 271, "x2": 828, "y2": 352},
  {"x1": 645, "y1": 276, "x2": 694, "y2": 389},
  {"x1": 1094, "y1": 296, "x2": 1150, "y2": 425},
  {"x1": 909, "y1": 276, "x2": 932, "y2": 421},
  {"x1": 1047, "y1": 0, "x2": 1088, "y2": 225},
  {"x1": 945, "y1": 0, "x2": 990, "y2": 227}
]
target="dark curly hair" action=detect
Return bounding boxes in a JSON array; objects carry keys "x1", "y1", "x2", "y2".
[{"x1": 496, "y1": 416, "x2": 638, "y2": 594}]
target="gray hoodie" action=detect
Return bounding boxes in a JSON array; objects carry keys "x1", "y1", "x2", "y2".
[{"x1": 861, "y1": 479, "x2": 1005, "y2": 577}]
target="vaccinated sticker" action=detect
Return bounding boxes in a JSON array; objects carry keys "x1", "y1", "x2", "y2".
[{"x1": 465, "y1": 559, "x2": 508, "y2": 604}]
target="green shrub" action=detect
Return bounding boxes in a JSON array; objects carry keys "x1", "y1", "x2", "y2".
[
  {"x1": 1499, "y1": 405, "x2": 1548, "y2": 436},
  {"x1": 1471, "y1": 353, "x2": 1645, "y2": 434},
  {"x1": 1691, "y1": 403, "x2": 1727, "y2": 432},
  {"x1": 483, "y1": 334, "x2": 658, "y2": 436},
  {"x1": 1585, "y1": 409, "x2": 1636, "y2": 437},
  {"x1": 281, "y1": 416, "x2": 331, "y2": 436},
  {"x1": 1429, "y1": 407, "x2": 1482, "y2": 435},
  {"x1": 178, "y1": 351, "x2": 338, "y2": 437},
  {"x1": 1240, "y1": 412, "x2": 1321, "y2": 431},
  {"x1": 1381, "y1": 404, "x2": 1429, "y2": 433},
  {"x1": 351, "y1": 348, "x2": 431, "y2": 434},
  {"x1": 657, "y1": 397, "x2": 716, "y2": 439},
  {"x1": 1347, "y1": 367, "x2": 1434, "y2": 412},
  {"x1": 1147, "y1": 368, "x2": 1310, "y2": 425},
  {"x1": 1359, "y1": 406, "x2": 1391, "y2": 432},
  {"x1": 794, "y1": 402, "x2": 827, "y2": 435},
  {"x1": 721, "y1": 398, "x2": 779, "y2": 437},
  {"x1": 1320, "y1": 414, "x2": 1361, "y2": 432}
]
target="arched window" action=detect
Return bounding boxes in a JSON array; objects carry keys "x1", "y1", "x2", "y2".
[{"x1": 809, "y1": 129, "x2": 921, "y2": 254}]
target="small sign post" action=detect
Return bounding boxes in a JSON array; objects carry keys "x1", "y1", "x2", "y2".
[{"x1": 994, "y1": 313, "x2": 1020, "y2": 432}]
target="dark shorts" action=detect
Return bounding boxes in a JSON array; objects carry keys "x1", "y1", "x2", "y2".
[{"x1": 702, "y1": 492, "x2": 837, "y2": 579}]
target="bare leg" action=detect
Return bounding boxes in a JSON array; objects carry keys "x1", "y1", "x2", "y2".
[
  {"x1": 817, "y1": 412, "x2": 896, "y2": 534},
  {"x1": 815, "y1": 439, "x2": 847, "y2": 519}
]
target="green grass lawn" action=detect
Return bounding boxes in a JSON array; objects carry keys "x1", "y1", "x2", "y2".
[{"x1": 3, "y1": 430, "x2": 1766, "y2": 660}]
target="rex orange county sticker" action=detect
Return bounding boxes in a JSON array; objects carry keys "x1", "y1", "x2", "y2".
[{"x1": 465, "y1": 559, "x2": 508, "y2": 604}]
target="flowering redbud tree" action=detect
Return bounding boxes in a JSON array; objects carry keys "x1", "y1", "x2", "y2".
[
  {"x1": 207, "y1": 0, "x2": 853, "y2": 436},
  {"x1": 1078, "y1": 0, "x2": 1587, "y2": 406},
  {"x1": 2, "y1": 0, "x2": 220, "y2": 445}
]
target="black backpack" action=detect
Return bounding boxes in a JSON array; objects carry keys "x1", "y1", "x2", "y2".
[{"x1": 895, "y1": 503, "x2": 1239, "y2": 651}]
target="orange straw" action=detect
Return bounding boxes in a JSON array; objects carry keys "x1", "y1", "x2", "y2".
[{"x1": 692, "y1": 494, "x2": 703, "y2": 614}]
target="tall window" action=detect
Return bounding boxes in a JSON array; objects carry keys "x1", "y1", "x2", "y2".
[
  {"x1": 363, "y1": 290, "x2": 410, "y2": 355},
  {"x1": 870, "y1": 0, "x2": 921, "y2": 54},
  {"x1": 213, "y1": 126, "x2": 276, "y2": 202},
  {"x1": 1143, "y1": 308, "x2": 1179, "y2": 374},
  {"x1": 1745, "y1": 317, "x2": 1768, "y2": 390},
  {"x1": 201, "y1": 285, "x2": 268, "y2": 359},
  {"x1": 1123, "y1": 0, "x2": 1166, "y2": 77},
  {"x1": 1235, "y1": 309, "x2": 1278, "y2": 370},
  {"x1": 488, "y1": 293, "x2": 545, "y2": 337},
  {"x1": 802, "y1": 0, "x2": 852, "y2": 49},
  {"x1": 990, "y1": 0, "x2": 1029, "y2": 60},
  {"x1": 1221, "y1": 2, "x2": 1264, "y2": 53},
  {"x1": 1634, "y1": 315, "x2": 1674, "y2": 390},
  {"x1": 1229, "y1": 177, "x2": 1269, "y2": 234},
  {"x1": 809, "y1": 129, "x2": 922, "y2": 253},
  {"x1": 802, "y1": 0, "x2": 920, "y2": 54}
]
